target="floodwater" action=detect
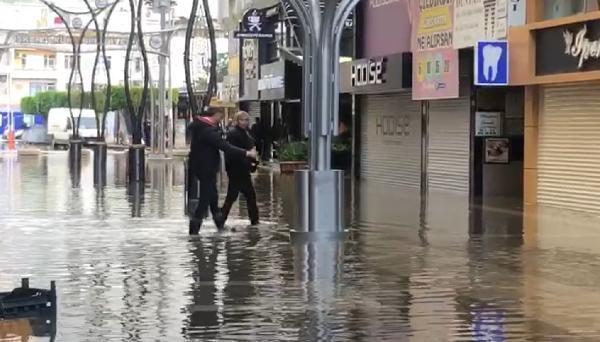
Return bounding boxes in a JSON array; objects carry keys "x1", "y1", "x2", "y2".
[{"x1": 2, "y1": 151, "x2": 600, "y2": 341}]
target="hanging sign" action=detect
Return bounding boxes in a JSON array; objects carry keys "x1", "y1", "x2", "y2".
[{"x1": 234, "y1": 8, "x2": 274, "y2": 39}]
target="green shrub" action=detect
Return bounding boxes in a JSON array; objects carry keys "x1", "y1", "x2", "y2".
[{"x1": 279, "y1": 141, "x2": 308, "y2": 162}]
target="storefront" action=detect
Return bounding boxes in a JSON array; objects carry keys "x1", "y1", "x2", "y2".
[
  {"x1": 510, "y1": 17, "x2": 600, "y2": 214},
  {"x1": 340, "y1": 53, "x2": 418, "y2": 188}
]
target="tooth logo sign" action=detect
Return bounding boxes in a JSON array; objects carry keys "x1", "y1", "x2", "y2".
[
  {"x1": 475, "y1": 40, "x2": 509, "y2": 86},
  {"x1": 482, "y1": 45, "x2": 503, "y2": 81}
]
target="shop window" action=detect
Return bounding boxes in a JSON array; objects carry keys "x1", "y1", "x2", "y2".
[{"x1": 543, "y1": 0, "x2": 586, "y2": 20}]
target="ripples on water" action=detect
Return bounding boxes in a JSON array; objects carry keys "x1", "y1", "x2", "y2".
[{"x1": 1, "y1": 152, "x2": 600, "y2": 341}]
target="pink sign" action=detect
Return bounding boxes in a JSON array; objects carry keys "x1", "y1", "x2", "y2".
[
  {"x1": 362, "y1": 0, "x2": 413, "y2": 58},
  {"x1": 412, "y1": 48, "x2": 459, "y2": 100}
]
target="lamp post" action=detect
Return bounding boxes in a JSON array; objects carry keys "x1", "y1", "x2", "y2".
[{"x1": 287, "y1": 0, "x2": 360, "y2": 237}]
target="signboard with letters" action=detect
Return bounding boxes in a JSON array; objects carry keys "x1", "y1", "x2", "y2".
[
  {"x1": 536, "y1": 19, "x2": 600, "y2": 75},
  {"x1": 259, "y1": 60, "x2": 285, "y2": 100},
  {"x1": 476, "y1": 112, "x2": 503, "y2": 136},
  {"x1": 453, "y1": 0, "x2": 508, "y2": 49},
  {"x1": 234, "y1": 8, "x2": 274, "y2": 39},
  {"x1": 340, "y1": 53, "x2": 411, "y2": 94},
  {"x1": 412, "y1": 0, "x2": 459, "y2": 100},
  {"x1": 474, "y1": 40, "x2": 509, "y2": 86}
]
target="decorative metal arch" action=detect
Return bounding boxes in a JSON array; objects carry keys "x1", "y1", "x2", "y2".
[{"x1": 38, "y1": 0, "x2": 117, "y2": 139}]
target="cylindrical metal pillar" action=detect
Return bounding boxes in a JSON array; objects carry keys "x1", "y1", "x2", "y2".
[
  {"x1": 128, "y1": 144, "x2": 146, "y2": 182},
  {"x1": 68, "y1": 138, "x2": 83, "y2": 168},
  {"x1": 91, "y1": 141, "x2": 107, "y2": 186}
]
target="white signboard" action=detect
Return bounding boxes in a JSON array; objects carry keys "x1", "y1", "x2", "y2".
[
  {"x1": 476, "y1": 112, "x2": 503, "y2": 136},
  {"x1": 454, "y1": 0, "x2": 508, "y2": 49}
]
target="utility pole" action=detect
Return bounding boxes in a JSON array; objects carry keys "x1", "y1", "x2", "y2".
[{"x1": 152, "y1": 0, "x2": 170, "y2": 156}]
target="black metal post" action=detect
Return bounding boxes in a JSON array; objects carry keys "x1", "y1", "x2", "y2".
[
  {"x1": 128, "y1": 144, "x2": 146, "y2": 183},
  {"x1": 91, "y1": 141, "x2": 108, "y2": 186}
]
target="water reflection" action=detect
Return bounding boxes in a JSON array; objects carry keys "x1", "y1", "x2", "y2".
[{"x1": 3, "y1": 153, "x2": 600, "y2": 340}]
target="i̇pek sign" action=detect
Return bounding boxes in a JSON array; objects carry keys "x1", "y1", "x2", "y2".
[{"x1": 536, "y1": 19, "x2": 600, "y2": 75}]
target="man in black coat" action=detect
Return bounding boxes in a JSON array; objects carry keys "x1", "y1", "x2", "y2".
[
  {"x1": 221, "y1": 111, "x2": 260, "y2": 226},
  {"x1": 188, "y1": 108, "x2": 257, "y2": 235}
]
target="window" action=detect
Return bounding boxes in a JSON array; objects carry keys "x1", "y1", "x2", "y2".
[
  {"x1": 44, "y1": 55, "x2": 56, "y2": 69},
  {"x1": 20, "y1": 53, "x2": 27, "y2": 69},
  {"x1": 64, "y1": 55, "x2": 81, "y2": 70},
  {"x1": 543, "y1": 0, "x2": 586, "y2": 20}
]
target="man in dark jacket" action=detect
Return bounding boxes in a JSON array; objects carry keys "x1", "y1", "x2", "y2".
[
  {"x1": 221, "y1": 111, "x2": 260, "y2": 226},
  {"x1": 188, "y1": 108, "x2": 257, "y2": 234}
]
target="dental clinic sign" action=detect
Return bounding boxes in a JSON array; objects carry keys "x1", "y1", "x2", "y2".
[
  {"x1": 536, "y1": 20, "x2": 600, "y2": 75},
  {"x1": 474, "y1": 40, "x2": 509, "y2": 86}
]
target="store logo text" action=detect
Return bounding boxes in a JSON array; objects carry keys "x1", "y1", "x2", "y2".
[
  {"x1": 563, "y1": 25, "x2": 600, "y2": 69},
  {"x1": 351, "y1": 58, "x2": 387, "y2": 87}
]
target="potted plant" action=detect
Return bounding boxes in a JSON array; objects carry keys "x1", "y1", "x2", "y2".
[{"x1": 278, "y1": 141, "x2": 308, "y2": 174}]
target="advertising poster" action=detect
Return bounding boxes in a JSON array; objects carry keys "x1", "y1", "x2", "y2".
[
  {"x1": 413, "y1": 48, "x2": 459, "y2": 100},
  {"x1": 412, "y1": 0, "x2": 459, "y2": 100},
  {"x1": 362, "y1": 0, "x2": 413, "y2": 57}
]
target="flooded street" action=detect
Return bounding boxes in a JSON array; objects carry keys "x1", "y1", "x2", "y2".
[{"x1": 2, "y1": 152, "x2": 600, "y2": 341}]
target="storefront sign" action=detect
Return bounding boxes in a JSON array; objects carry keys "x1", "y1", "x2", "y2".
[
  {"x1": 258, "y1": 76, "x2": 284, "y2": 90},
  {"x1": 563, "y1": 25, "x2": 600, "y2": 69},
  {"x1": 376, "y1": 114, "x2": 411, "y2": 137},
  {"x1": 536, "y1": 20, "x2": 600, "y2": 75},
  {"x1": 413, "y1": 0, "x2": 454, "y2": 51},
  {"x1": 351, "y1": 58, "x2": 387, "y2": 87},
  {"x1": 259, "y1": 60, "x2": 285, "y2": 100},
  {"x1": 240, "y1": 39, "x2": 259, "y2": 101},
  {"x1": 475, "y1": 112, "x2": 503, "y2": 136},
  {"x1": 412, "y1": 0, "x2": 459, "y2": 100},
  {"x1": 412, "y1": 49, "x2": 459, "y2": 100},
  {"x1": 340, "y1": 53, "x2": 411, "y2": 94},
  {"x1": 453, "y1": 0, "x2": 508, "y2": 49},
  {"x1": 234, "y1": 8, "x2": 274, "y2": 39}
]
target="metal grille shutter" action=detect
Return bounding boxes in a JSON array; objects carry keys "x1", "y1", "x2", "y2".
[
  {"x1": 539, "y1": 84, "x2": 600, "y2": 213},
  {"x1": 360, "y1": 93, "x2": 422, "y2": 188},
  {"x1": 247, "y1": 101, "x2": 261, "y2": 120},
  {"x1": 427, "y1": 97, "x2": 471, "y2": 194}
]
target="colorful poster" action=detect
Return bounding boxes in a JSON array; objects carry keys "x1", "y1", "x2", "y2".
[
  {"x1": 412, "y1": 0, "x2": 459, "y2": 100},
  {"x1": 413, "y1": 0, "x2": 454, "y2": 51},
  {"x1": 413, "y1": 48, "x2": 459, "y2": 100}
]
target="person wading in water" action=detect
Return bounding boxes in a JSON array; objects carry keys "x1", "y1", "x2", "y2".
[{"x1": 187, "y1": 107, "x2": 257, "y2": 235}]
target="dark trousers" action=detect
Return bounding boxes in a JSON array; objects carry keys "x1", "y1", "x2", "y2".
[
  {"x1": 192, "y1": 171, "x2": 221, "y2": 223},
  {"x1": 221, "y1": 172, "x2": 259, "y2": 224}
]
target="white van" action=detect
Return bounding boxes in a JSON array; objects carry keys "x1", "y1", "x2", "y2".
[{"x1": 47, "y1": 108, "x2": 98, "y2": 148}]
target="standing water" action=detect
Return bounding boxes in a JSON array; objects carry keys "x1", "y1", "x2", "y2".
[{"x1": 2, "y1": 151, "x2": 600, "y2": 341}]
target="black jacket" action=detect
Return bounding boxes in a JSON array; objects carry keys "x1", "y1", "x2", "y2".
[
  {"x1": 188, "y1": 118, "x2": 246, "y2": 177},
  {"x1": 225, "y1": 126, "x2": 256, "y2": 175}
]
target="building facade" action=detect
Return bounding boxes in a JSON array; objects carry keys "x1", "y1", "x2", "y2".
[{"x1": 509, "y1": 1, "x2": 600, "y2": 214}]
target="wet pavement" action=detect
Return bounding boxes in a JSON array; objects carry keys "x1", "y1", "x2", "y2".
[{"x1": 2, "y1": 151, "x2": 600, "y2": 341}]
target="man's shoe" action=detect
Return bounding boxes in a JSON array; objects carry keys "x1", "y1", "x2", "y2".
[
  {"x1": 250, "y1": 219, "x2": 260, "y2": 226},
  {"x1": 213, "y1": 213, "x2": 226, "y2": 230},
  {"x1": 189, "y1": 219, "x2": 202, "y2": 235}
]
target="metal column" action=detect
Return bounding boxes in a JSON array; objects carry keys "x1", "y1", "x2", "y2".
[{"x1": 288, "y1": 0, "x2": 359, "y2": 236}]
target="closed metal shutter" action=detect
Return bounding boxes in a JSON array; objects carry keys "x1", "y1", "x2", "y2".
[
  {"x1": 360, "y1": 93, "x2": 422, "y2": 188},
  {"x1": 247, "y1": 101, "x2": 261, "y2": 120},
  {"x1": 539, "y1": 84, "x2": 600, "y2": 213},
  {"x1": 427, "y1": 97, "x2": 471, "y2": 194}
]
